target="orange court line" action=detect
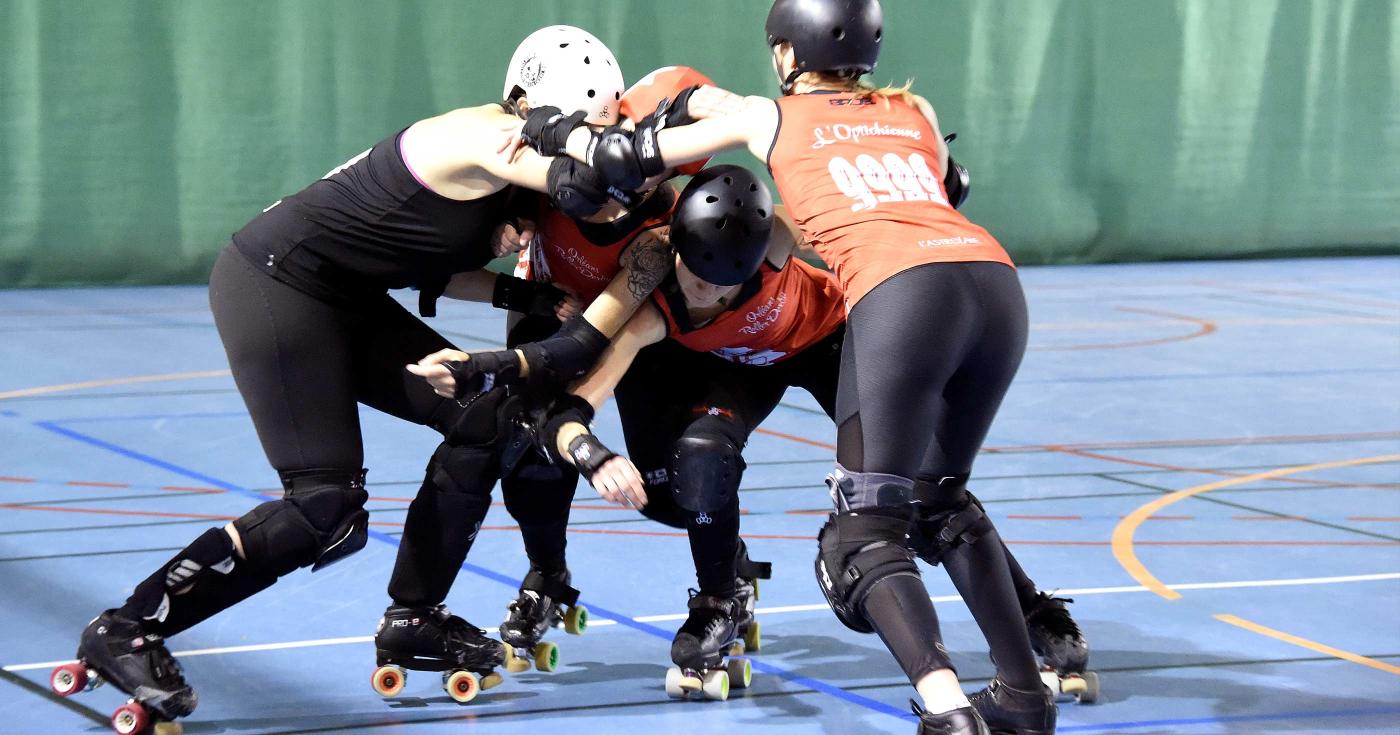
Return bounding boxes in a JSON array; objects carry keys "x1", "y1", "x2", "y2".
[
  {"x1": 1349, "y1": 516, "x2": 1400, "y2": 522},
  {"x1": 65, "y1": 480, "x2": 130, "y2": 488},
  {"x1": 0, "y1": 476, "x2": 36, "y2": 483},
  {"x1": 1031, "y1": 306, "x2": 1217, "y2": 351},
  {"x1": 1111, "y1": 453, "x2": 1400, "y2": 601},
  {"x1": 1215, "y1": 614, "x2": 1400, "y2": 676},
  {"x1": 0, "y1": 370, "x2": 231, "y2": 401},
  {"x1": 753, "y1": 427, "x2": 835, "y2": 450}
]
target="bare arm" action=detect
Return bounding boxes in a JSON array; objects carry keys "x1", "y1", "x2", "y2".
[
  {"x1": 442, "y1": 270, "x2": 500, "y2": 302},
  {"x1": 576, "y1": 226, "x2": 674, "y2": 339},
  {"x1": 912, "y1": 95, "x2": 950, "y2": 174},
  {"x1": 559, "y1": 90, "x2": 780, "y2": 168},
  {"x1": 401, "y1": 105, "x2": 555, "y2": 198},
  {"x1": 553, "y1": 303, "x2": 668, "y2": 456}
]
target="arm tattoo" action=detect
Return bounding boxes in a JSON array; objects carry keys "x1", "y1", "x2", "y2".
[{"x1": 621, "y1": 228, "x2": 673, "y2": 303}]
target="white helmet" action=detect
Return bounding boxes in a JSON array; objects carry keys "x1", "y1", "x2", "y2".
[{"x1": 503, "y1": 25, "x2": 625, "y2": 126}]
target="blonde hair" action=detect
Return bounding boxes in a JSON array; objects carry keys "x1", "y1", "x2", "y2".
[{"x1": 809, "y1": 72, "x2": 917, "y2": 108}]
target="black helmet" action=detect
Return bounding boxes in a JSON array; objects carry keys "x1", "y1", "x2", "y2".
[
  {"x1": 672, "y1": 166, "x2": 775, "y2": 286},
  {"x1": 766, "y1": 0, "x2": 883, "y2": 92}
]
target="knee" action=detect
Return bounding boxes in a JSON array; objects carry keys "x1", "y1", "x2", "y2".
[
  {"x1": 909, "y1": 493, "x2": 993, "y2": 566},
  {"x1": 670, "y1": 418, "x2": 746, "y2": 515},
  {"x1": 815, "y1": 508, "x2": 921, "y2": 633},
  {"x1": 234, "y1": 468, "x2": 369, "y2": 575},
  {"x1": 427, "y1": 442, "x2": 498, "y2": 498}
]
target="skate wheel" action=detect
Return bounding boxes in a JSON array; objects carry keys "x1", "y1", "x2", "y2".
[
  {"x1": 111, "y1": 702, "x2": 149, "y2": 735},
  {"x1": 743, "y1": 619, "x2": 761, "y2": 653},
  {"x1": 503, "y1": 647, "x2": 530, "y2": 674},
  {"x1": 1076, "y1": 671, "x2": 1100, "y2": 704},
  {"x1": 751, "y1": 578, "x2": 760, "y2": 601},
  {"x1": 664, "y1": 666, "x2": 686, "y2": 698},
  {"x1": 564, "y1": 604, "x2": 589, "y2": 635},
  {"x1": 50, "y1": 663, "x2": 88, "y2": 697},
  {"x1": 152, "y1": 722, "x2": 183, "y2": 735},
  {"x1": 370, "y1": 665, "x2": 406, "y2": 698},
  {"x1": 532, "y1": 641, "x2": 559, "y2": 673},
  {"x1": 726, "y1": 657, "x2": 752, "y2": 689},
  {"x1": 700, "y1": 668, "x2": 730, "y2": 701},
  {"x1": 443, "y1": 670, "x2": 480, "y2": 704},
  {"x1": 480, "y1": 671, "x2": 504, "y2": 691}
]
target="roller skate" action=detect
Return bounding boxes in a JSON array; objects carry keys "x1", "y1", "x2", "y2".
[
  {"x1": 910, "y1": 699, "x2": 991, "y2": 735},
  {"x1": 50, "y1": 610, "x2": 192, "y2": 735},
  {"x1": 498, "y1": 568, "x2": 587, "y2": 674},
  {"x1": 968, "y1": 677, "x2": 1056, "y2": 735},
  {"x1": 370, "y1": 603, "x2": 505, "y2": 704},
  {"x1": 1026, "y1": 593, "x2": 1097, "y2": 704},
  {"x1": 665, "y1": 590, "x2": 754, "y2": 701},
  {"x1": 733, "y1": 540, "x2": 771, "y2": 654}
]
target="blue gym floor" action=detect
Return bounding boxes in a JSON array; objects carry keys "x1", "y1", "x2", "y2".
[{"x1": 2, "y1": 256, "x2": 1398, "y2": 734}]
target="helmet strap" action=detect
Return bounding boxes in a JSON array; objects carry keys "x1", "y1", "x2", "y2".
[{"x1": 780, "y1": 69, "x2": 803, "y2": 96}]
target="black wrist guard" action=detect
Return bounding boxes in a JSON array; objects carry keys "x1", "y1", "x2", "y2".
[
  {"x1": 540, "y1": 394, "x2": 597, "y2": 466},
  {"x1": 443, "y1": 350, "x2": 523, "y2": 399},
  {"x1": 943, "y1": 133, "x2": 971, "y2": 210},
  {"x1": 567, "y1": 433, "x2": 617, "y2": 479},
  {"x1": 654, "y1": 85, "x2": 701, "y2": 128},
  {"x1": 521, "y1": 106, "x2": 588, "y2": 158},
  {"x1": 518, "y1": 316, "x2": 610, "y2": 389},
  {"x1": 492, "y1": 274, "x2": 567, "y2": 319},
  {"x1": 589, "y1": 122, "x2": 667, "y2": 191}
]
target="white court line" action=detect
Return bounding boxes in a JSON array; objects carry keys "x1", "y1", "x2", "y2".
[{"x1": 8, "y1": 571, "x2": 1397, "y2": 673}]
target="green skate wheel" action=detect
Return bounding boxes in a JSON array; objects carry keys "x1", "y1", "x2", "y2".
[
  {"x1": 532, "y1": 641, "x2": 559, "y2": 672},
  {"x1": 726, "y1": 657, "x2": 752, "y2": 689},
  {"x1": 564, "y1": 604, "x2": 588, "y2": 635},
  {"x1": 743, "y1": 619, "x2": 761, "y2": 653},
  {"x1": 700, "y1": 668, "x2": 729, "y2": 701}
]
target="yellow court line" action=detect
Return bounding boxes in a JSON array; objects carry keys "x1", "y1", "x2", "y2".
[
  {"x1": 1216, "y1": 614, "x2": 1400, "y2": 676},
  {"x1": 1111, "y1": 453, "x2": 1400, "y2": 600},
  {"x1": 0, "y1": 370, "x2": 231, "y2": 401}
]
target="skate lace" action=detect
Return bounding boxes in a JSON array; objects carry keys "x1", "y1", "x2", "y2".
[
  {"x1": 509, "y1": 589, "x2": 545, "y2": 621},
  {"x1": 432, "y1": 605, "x2": 487, "y2": 643},
  {"x1": 1028, "y1": 594, "x2": 1081, "y2": 639}
]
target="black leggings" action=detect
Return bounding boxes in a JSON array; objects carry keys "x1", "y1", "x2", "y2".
[
  {"x1": 836, "y1": 261, "x2": 1041, "y2": 690},
  {"x1": 209, "y1": 246, "x2": 572, "y2": 608},
  {"x1": 614, "y1": 331, "x2": 841, "y2": 594}
]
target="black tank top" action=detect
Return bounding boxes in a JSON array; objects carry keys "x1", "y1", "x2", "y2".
[{"x1": 232, "y1": 128, "x2": 509, "y2": 304}]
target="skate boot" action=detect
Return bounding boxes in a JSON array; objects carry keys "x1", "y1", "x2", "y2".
[
  {"x1": 968, "y1": 677, "x2": 1056, "y2": 735},
  {"x1": 911, "y1": 699, "x2": 992, "y2": 735},
  {"x1": 371, "y1": 603, "x2": 505, "y2": 703},
  {"x1": 665, "y1": 590, "x2": 753, "y2": 701},
  {"x1": 1025, "y1": 593, "x2": 1097, "y2": 703},
  {"x1": 498, "y1": 568, "x2": 587, "y2": 674},
  {"x1": 50, "y1": 609, "x2": 193, "y2": 735}
]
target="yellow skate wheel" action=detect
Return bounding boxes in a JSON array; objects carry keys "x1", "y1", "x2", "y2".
[
  {"x1": 726, "y1": 657, "x2": 752, "y2": 689},
  {"x1": 532, "y1": 641, "x2": 559, "y2": 672},
  {"x1": 743, "y1": 619, "x2": 761, "y2": 653},
  {"x1": 700, "y1": 668, "x2": 730, "y2": 701},
  {"x1": 480, "y1": 671, "x2": 505, "y2": 690},
  {"x1": 1060, "y1": 676, "x2": 1086, "y2": 695},
  {"x1": 443, "y1": 670, "x2": 480, "y2": 703},
  {"x1": 152, "y1": 722, "x2": 184, "y2": 735},
  {"x1": 503, "y1": 646, "x2": 530, "y2": 674},
  {"x1": 564, "y1": 604, "x2": 589, "y2": 635},
  {"x1": 751, "y1": 578, "x2": 760, "y2": 601},
  {"x1": 370, "y1": 665, "x2": 406, "y2": 698},
  {"x1": 664, "y1": 666, "x2": 687, "y2": 698},
  {"x1": 1077, "y1": 672, "x2": 1100, "y2": 704}
]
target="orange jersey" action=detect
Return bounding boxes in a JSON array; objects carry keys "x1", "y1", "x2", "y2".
[
  {"x1": 768, "y1": 94, "x2": 1013, "y2": 309},
  {"x1": 514, "y1": 188, "x2": 677, "y2": 304},
  {"x1": 653, "y1": 256, "x2": 845, "y2": 366}
]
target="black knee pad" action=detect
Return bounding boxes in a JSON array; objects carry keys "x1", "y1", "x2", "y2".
[
  {"x1": 671, "y1": 419, "x2": 746, "y2": 515},
  {"x1": 234, "y1": 468, "x2": 369, "y2": 576},
  {"x1": 440, "y1": 386, "x2": 518, "y2": 448},
  {"x1": 815, "y1": 508, "x2": 921, "y2": 634},
  {"x1": 912, "y1": 473, "x2": 971, "y2": 510},
  {"x1": 909, "y1": 495, "x2": 993, "y2": 566},
  {"x1": 428, "y1": 441, "x2": 499, "y2": 497}
]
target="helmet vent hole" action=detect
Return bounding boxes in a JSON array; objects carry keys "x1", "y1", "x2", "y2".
[
  {"x1": 757, "y1": 208, "x2": 768, "y2": 218},
  {"x1": 734, "y1": 199, "x2": 744, "y2": 208},
  {"x1": 705, "y1": 195, "x2": 719, "y2": 204},
  {"x1": 875, "y1": 29, "x2": 883, "y2": 41},
  {"x1": 559, "y1": 43, "x2": 569, "y2": 48},
  {"x1": 615, "y1": 91, "x2": 621, "y2": 100},
  {"x1": 723, "y1": 176, "x2": 733, "y2": 185},
  {"x1": 584, "y1": 56, "x2": 591, "y2": 64},
  {"x1": 749, "y1": 183, "x2": 759, "y2": 192},
  {"x1": 715, "y1": 217, "x2": 729, "y2": 231},
  {"x1": 832, "y1": 27, "x2": 845, "y2": 40},
  {"x1": 587, "y1": 89, "x2": 596, "y2": 98}
]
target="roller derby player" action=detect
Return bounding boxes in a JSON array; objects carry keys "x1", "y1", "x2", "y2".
[
  {"x1": 49, "y1": 24, "x2": 640, "y2": 731},
  {"x1": 508, "y1": 2, "x2": 1062, "y2": 731}
]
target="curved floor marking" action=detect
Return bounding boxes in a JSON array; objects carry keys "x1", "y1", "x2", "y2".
[{"x1": 1033, "y1": 306, "x2": 1217, "y2": 351}]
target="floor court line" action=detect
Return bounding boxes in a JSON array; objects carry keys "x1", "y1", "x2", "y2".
[{"x1": 9, "y1": 571, "x2": 1396, "y2": 673}]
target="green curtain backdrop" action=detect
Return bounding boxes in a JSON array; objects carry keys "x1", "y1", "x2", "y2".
[{"x1": 2, "y1": 0, "x2": 1396, "y2": 287}]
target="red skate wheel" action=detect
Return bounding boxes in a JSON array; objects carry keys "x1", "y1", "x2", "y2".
[
  {"x1": 50, "y1": 663, "x2": 88, "y2": 697},
  {"x1": 111, "y1": 702, "x2": 149, "y2": 735},
  {"x1": 370, "y1": 665, "x2": 406, "y2": 698},
  {"x1": 443, "y1": 670, "x2": 480, "y2": 703}
]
